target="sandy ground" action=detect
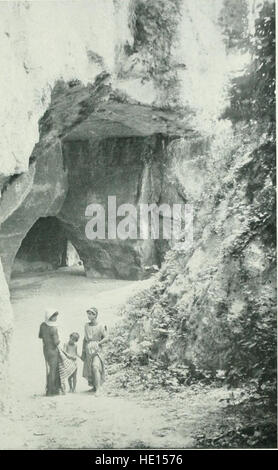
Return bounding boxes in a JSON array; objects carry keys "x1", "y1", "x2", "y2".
[{"x1": 1, "y1": 268, "x2": 230, "y2": 449}]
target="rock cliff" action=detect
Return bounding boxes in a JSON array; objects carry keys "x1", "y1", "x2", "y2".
[{"x1": 0, "y1": 75, "x2": 195, "y2": 282}]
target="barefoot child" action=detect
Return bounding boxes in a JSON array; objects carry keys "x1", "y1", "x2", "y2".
[{"x1": 59, "y1": 332, "x2": 80, "y2": 393}]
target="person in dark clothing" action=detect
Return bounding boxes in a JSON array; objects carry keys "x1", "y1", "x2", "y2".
[{"x1": 38, "y1": 308, "x2": 61, "y2": 396}]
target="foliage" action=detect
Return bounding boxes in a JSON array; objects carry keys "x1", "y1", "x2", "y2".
[
  {"x1": 131, "y1": 0, "x2": 181, "y2": 54},
  {"x1": 218, "y1": 0, "x2": 249, "y2": 50},
  {"x1": 108, "y1": 0, "x2": 276, "y2": 448},
  {"x1": 220, "y1": 1, "x2": 276, "y2": 396},
  {"x1": 194, "y1": 388, "x2": 277, "y2": 448},
  {"x1": 225, "y1": 295, "x2": 276, "y2": 394},
  {"x1": 224, "y1": 1, "x2": 275, "y2": 123},
  {"x1": 123, "y1": 0, "x2": 183, "y2": 105}
]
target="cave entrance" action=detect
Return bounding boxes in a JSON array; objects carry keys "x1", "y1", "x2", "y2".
[{"x1": 11, "y1": 216, "x2": 84, "y2": 277}]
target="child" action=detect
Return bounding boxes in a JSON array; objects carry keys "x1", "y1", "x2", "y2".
[{"x1": 61, "y1": 332, "x2": 80, "y2": 392}]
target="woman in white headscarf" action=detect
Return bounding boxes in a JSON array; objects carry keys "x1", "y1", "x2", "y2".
[{"x1": 38, "y1": 308, "x2": 61, "y2": 396}]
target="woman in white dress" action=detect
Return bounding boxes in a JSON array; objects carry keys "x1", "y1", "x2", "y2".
[{"x1": 81, "y1": 307, "x2": 108, "y2": 395}]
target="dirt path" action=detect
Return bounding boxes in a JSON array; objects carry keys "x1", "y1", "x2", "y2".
[{"x1": 1, "y1": 269, "x2": 230, "y2": 449}]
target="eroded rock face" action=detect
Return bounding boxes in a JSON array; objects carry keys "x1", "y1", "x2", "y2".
[
  {"x1": 0, "y1": 259, "x2": 13, "y2": 411},
  {"x1": 59, "y1": 135, "x2": 184, "y2": 279},
  {"x1": 0, "y1": 76, "x2": 193, "y2": 283},
  {"x1": 0, "y1": 138, "x2": 68, "y2": 281}
]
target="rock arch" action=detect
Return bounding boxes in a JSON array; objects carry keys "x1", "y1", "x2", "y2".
[{"x1": 0, "y1": 78, "x2": 192, "y2": 284}]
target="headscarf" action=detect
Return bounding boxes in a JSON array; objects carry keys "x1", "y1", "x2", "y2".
[
  {"x1": 86, "y1": 307, "x2": 98, "y2": 316},
  {"x1": 45, "y1": 308, "x2": 59, "y2": 327}
]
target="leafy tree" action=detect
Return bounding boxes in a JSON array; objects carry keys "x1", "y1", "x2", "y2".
[
  {"x1": 224, "y1": 1, "x2": 275, "y2": 123},
  {"x1": 221, "y1": 1, "x2": 276, "y2": 399}
]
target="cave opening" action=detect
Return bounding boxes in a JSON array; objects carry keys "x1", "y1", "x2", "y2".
[{"x1": 11, "y1": 216, "x2": 84, "y2": 277}]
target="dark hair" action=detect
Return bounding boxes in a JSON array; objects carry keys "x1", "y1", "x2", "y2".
[{"x1": 70, "y1": 332, "x2": 79, "y2": 341}]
